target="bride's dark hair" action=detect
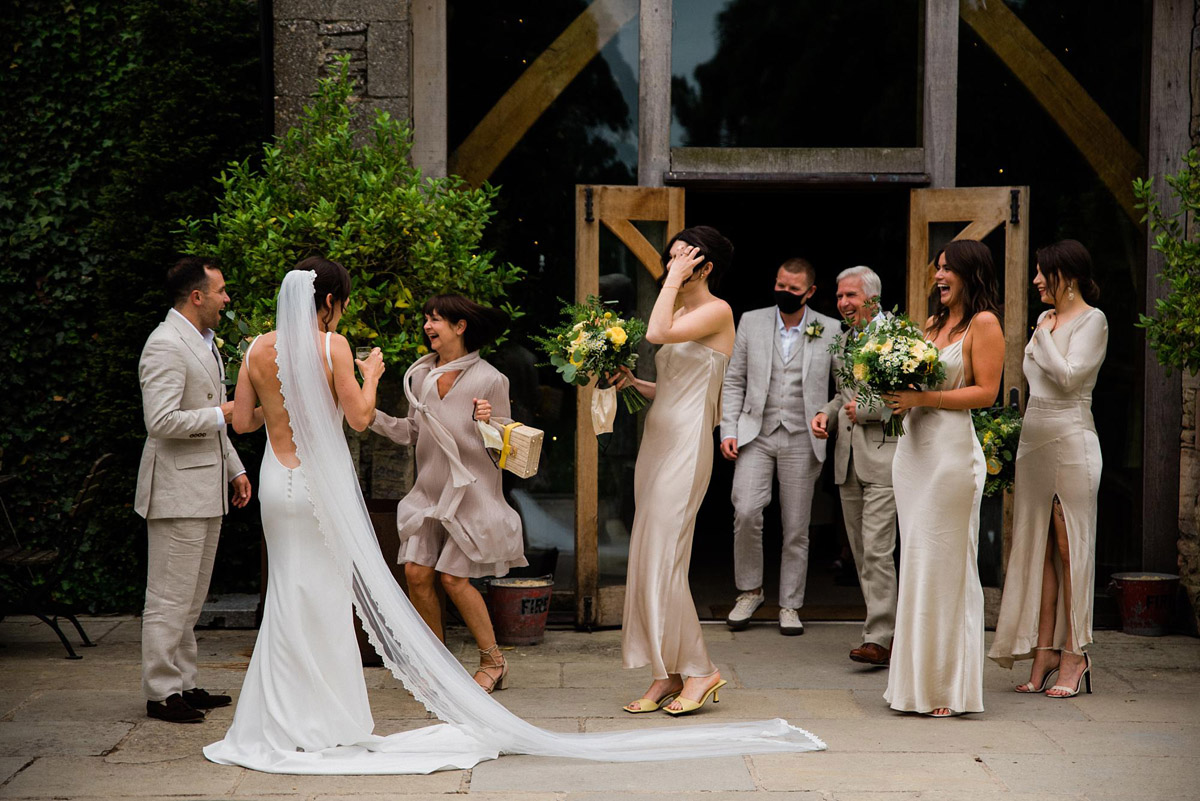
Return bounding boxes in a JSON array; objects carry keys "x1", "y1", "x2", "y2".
[
  {"x1": 422, "y1": 294, "x2": 508, "y2": 353},
  {"x1": 293, "y1": 256, "x2": 351, "y2": 330},
  {"x1": 928, "y1": 240, "x2": 1000, "y2": 339}
]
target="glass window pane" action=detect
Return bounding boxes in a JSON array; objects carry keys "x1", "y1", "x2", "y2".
[{"x1": 671, "y1": 0, "x2": 922, "y2": 148}]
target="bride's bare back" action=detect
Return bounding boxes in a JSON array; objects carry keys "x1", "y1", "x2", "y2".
[{"x1": 232, "y1": 330, "x2": 383, "y2": 468}]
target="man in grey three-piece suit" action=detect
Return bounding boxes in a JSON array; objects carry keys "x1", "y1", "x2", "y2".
[
  {"x1": 720, "y1": 258, "x2": 839, "y2": 635},
  {"x1": 811, "y1": 266, "x2": 898, "y2": 666},
  {"x1": 136, "y1": 257, "x2": 251, "y2": 723}
]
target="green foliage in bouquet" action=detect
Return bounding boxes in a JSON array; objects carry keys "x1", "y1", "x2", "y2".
[
  {"x1": 831, "y1": 310, "x2": 947, "y2": 436},
  {"x1": 1134, "y1": 148, "x2": 1200, "y2": 375},
  {"x1": 178, "y1": 56, "x2": 523, "y2": 366},
  {"x1": 533, "y1": 296, "x2": 649, "y2": 413},
  {"x1": 972, "y1": 406, "x2": 1023, "y2": 497}
]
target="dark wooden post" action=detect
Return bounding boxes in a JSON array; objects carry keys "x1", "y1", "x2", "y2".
[{"x1": 1141, "y1": 0, "x2": 1193, "y2": 572}]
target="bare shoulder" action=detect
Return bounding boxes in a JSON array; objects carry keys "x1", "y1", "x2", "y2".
[{"x1": 970, "y1": 310, "x2": 1003, "y2": 333}]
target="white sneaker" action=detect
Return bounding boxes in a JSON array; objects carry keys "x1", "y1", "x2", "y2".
[
  {"x1": 726, "y1": 591, "x2": 765, "y2": 630},
  {"x1": 779, "y1": 607, "x2": 804, "y2": 636}
]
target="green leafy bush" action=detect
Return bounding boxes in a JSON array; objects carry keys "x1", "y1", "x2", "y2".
[
  {"x1": 180, "y1": 57, "x2": 523, "y2": 361},
  {"x1": 1135, "y1": 148, "x2": 1200, "y2": 375}
]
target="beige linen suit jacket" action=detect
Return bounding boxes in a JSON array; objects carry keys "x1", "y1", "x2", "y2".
[
  {"x1": 134, "y1": 311, "x2": 244, "y2": 519},
  {"x1": 822, "y1": 327, "x2": 897, "y2": 486},
  {"x1": 720, "y1": 306, "x2": 841, "y2": 461}
]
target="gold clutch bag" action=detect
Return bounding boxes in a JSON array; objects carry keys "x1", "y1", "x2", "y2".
[{"x1": 483, "y1": 421, "x2": 543, "y2": 479}]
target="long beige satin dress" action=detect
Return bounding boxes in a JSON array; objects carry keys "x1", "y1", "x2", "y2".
[
  {"x1": 622, "y1": 341, "x2": 728, "y2": 679},
  {"x1": 885, "y1": 331, "x2": 986, "y2": 714},
  {"x1": 989, "y1": 307, "x2": 1108, "y2": 667}
]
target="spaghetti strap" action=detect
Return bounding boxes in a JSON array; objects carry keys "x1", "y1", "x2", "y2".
[
  {"x1": 324, "y1": 331, "x2": 333, "y2": 372},
  {"x1": 244, "y1": 335, "x2": 259, "y2": 367}
]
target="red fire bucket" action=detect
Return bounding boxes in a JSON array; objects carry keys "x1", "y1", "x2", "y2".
[
  {"x1": 1108, "y1": 572, "x2": 1180, "y2": 636},
  {"x1": 487, "y1": 575, "x2": 554, "y2": 646}
]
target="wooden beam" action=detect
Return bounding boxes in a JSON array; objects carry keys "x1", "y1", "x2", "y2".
[
  {"x1": 959, "y1": 0, "x2": 1143, "y2": 222},
  {"x1": 638, "y1": 0, "x2": 671, "y2": 187},
  {"x1": 449, "y1": 0, "x2": 637, "y2": 186},
  {"x1": 574, "y1": 186, "x2": 600, "y2": 627},
  {"x1": 923, "y1": 0, "x2": 959, "y2": 187},
  {"x1": 601, "y1": 217, "x2": 665, "y2": 279},
  {"x1": 411, "y1": 0, "x2": 447, "y2": 177},
  {"x1": 671, "y1": 147, "x2": 926, "y2": 176},
  {"x1": 1142, "y1": 0, "x2": 1190, "y2": 573}
]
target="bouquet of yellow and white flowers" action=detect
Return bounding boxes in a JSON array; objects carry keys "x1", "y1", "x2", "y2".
[
  {"x1": 534, "y1": 296, "x2": 649, "y2": 417},
  {"x1": 972, "y1": 405, "x2": 1022, "y2": 496},
  {"x1": 832, "y1": 312, "x2": 946, "y2": 437}
]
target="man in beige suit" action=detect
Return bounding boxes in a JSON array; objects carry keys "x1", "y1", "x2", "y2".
[
  {"x1": 811, "y1": 266, "x2": 897, "y2": 666},
  {"x1": 136, "y1": 257, "x2": 251, "y2": 722}
]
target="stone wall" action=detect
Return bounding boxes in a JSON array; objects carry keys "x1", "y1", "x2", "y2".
[
  {"x1": 1177, "y1": 0, "x2": 1200, "y2": 632},
  {"x1": 273, "y1": 0, "x2": 410, "y2": 136}
]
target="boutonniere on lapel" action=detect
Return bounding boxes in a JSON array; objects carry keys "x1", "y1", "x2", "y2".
[{"x1": 804, "y1": 321, "x2": 825, "y2": 340}]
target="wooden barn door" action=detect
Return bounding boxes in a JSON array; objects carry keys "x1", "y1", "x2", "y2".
[{"x1": 574, "y1": 185, "x2": 684, "y2": 627}]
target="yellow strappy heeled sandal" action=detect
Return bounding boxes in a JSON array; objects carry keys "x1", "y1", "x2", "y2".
[{"x1": 662, "y1": 679, "x2": 727, "y2": 717}]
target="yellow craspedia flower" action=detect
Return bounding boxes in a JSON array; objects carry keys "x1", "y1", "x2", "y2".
[
  {"x1": 603, "y1": 311, "x2": 613, "y2": 319},
  {"x1": 986, "y1": 457, "x2": 1002, "y2": 475},
  {"x1": 853, "y1": 362, "x2": 869, "y2": 381},
  {"x1": 983, "y1": 431, "x2": 995, "y2": 444},
  {"x1": 605, "y1": 326, "x2": 628, "y2": 347}
]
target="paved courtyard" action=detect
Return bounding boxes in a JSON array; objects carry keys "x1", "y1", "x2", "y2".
[{"x1": 0, "y1": 615, "x2": 1197, "y2": 800}]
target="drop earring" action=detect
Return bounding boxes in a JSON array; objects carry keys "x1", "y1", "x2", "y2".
[{"x1": 1067, "y1": 283, "x2": 1076, "y2": 302}]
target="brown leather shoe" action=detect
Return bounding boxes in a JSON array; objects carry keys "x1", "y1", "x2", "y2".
[
  {"x1": 146, "y1": 693, "x2": 205, "y2": 723},
  {"x1": 849, "y1": 642, "x2": 891, "y2": 666}
]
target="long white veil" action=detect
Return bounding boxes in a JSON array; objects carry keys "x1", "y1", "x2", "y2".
[{"x1": 274, "y1": 270, "x2": 824, "y2": 769}]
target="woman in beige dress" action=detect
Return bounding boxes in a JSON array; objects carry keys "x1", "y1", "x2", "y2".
[
  {"x1": 883, "y1": 239, "x2": 1005, "y2": 717},
  {"x1": 989, "y1": 240, "x2": 1107, "y2": 698},
  {"x1": 612, "y1": 226, "x2": 736, "y2": 716},
  {"x1": 370, "y1": 295, "x2": 527, "y2": 693}
]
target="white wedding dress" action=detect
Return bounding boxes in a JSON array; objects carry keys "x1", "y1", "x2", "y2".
[{"x1": 204, "y1": 270, "x2": 824, "y2": 774}]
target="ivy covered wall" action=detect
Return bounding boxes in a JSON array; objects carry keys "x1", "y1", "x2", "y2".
[{"x1": 0, "y1": 0, "x2": 265, "y2": 610}]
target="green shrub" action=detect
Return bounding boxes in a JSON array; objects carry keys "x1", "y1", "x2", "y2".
[
  {"x1": 1135, "y1": 148, "x2": 1200, "y2": 375},
  {"x1": 180, "y1": 57, "x2": 524, "y2": 361}
]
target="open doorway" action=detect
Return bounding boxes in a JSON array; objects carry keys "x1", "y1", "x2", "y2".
[{"x1": 679, "y1": 185, "x2": 911, "y2": 621}]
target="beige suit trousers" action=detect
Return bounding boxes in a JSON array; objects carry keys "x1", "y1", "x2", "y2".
[
  {"x1": 840, "y1": 453, "x2": 898, "y2": 648},
  {"x1": 731, "y1": 426, "x2": 823, "y2": 609},
  {"x1": 142, "y1": 516, "x2": 222, "y2": 701}
]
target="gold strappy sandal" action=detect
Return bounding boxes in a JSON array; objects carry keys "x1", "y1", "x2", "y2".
[{"x1": 474, "y1": 644, "x2": 508, "y2": 693}]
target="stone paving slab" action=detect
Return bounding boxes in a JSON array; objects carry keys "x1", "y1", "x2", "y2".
[
  {"x1": 768, "y1": 718, "x2": 1061, "y2": 755},
  {"x1": 8, "y1": 690, "x2": 148, "y2": 723},
  {"x1": 1068, "y1": 691, "x2": 1200, "y2": 723},
  {"x1": 469, "y1": 754, "x2": 754, "y2": 792},
  {"x1": 980, "y1": 753, "x2": 1200, "y2": 799},
  {"x1": 1031, "y1": 720, "x2": 1200, "y2": 757},
  {"x1": 0, "y1": 759, "x2": 28, "y2": 786},
  {"x1": 753, "y1": 751, "x2": 998, "y2": 794},
  {"x1": 0, "y1": 721, "x2": 132, "y2": 757},
  {"x1": 0, "y1": 756, "x2": 240, "y2": 798},
  {"x1": 232, "y1": 765, "x2": 463, "y2": 796}
]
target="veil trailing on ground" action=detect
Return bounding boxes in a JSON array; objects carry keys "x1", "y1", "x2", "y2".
[{"x1": 273, "y1": 270, "x2": 824, "y2": 772}]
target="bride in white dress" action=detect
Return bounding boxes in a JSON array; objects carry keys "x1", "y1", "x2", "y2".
[
  {"x1": 881, "y1": 240, "x2": 1005, "y2": 718},
  {"x1": 203, "y1": 259, "x2": 825, "y2": 774}
]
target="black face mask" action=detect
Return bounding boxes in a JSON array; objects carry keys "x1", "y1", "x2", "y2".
[{"x1": 774, "y1": 290, "x2": 808, "y2": 314}]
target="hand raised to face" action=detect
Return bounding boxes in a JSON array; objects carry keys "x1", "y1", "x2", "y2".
[{"x1": 665, "y1": 244, "x2": 706, "y2": 286}]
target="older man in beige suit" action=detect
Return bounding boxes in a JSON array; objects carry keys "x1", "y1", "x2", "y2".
[
  {"x1": 811, "y1": 266, "x2": 898, "y2": 666},
  {"x1": 136, "y1": 257, "x2": 251, "y2": 722}
]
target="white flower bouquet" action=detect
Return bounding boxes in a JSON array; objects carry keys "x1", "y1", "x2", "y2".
[
  {"x1": 832, "y1": 313, "x2": 947, "y2": 437},
  {"x1": 534, "y1": 296, "x2": 649, "y2": 420}
]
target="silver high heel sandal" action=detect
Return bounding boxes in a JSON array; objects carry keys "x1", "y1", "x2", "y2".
[{"x1": 1015, "y1": 646, "x2": 1061, "y2": 693}]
